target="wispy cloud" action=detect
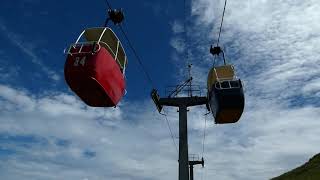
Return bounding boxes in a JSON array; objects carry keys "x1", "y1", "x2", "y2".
[
  {"x1": 171, "y1": 20, "x2": 185, "y2": 34},
  {"x1": 190, "y1": 0, "x2": 320, "y2": 102},
  {"x1": 302, "y1": 78, "x2": 320, "y2": 97},
  {"x1": 0, "y1": 20, "x2": 60, "y2": 81},
  {"x1": 0, "y1": 66, "x2": 19, "y2": 82},
  {"x1": 170, "y1": 37, "x2": 185, "y2": 54}
]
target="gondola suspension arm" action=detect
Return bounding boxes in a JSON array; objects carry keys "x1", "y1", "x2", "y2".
[{"x1": 210, "y1": 0, "x2": 228, "y2": 65}]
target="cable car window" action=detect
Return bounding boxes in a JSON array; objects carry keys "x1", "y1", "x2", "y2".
[
  {"x1": 230, "y1": 80, "x2": 239, "y2": 88},
  {"x1": 215, "y1": 82, "x2": 221, "y2": 89},
  {"x1": 221, "y1": 81, "x2": 230, "y2": 89}
]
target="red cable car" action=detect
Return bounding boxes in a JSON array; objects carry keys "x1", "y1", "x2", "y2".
[{"x1": 64, "y1": 27, "x2": 127, "y2": 107}]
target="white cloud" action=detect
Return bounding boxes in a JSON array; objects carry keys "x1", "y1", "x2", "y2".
[
  {"x1": 0, "y1": 84, "x2": 180, "y2": 180},
  {"x1": 302, "y1": 78, "x2": 320, "y2": 96},
  {"x1": 1, "y1": 79, "x2": 320, "y2": 180},
  {"x1": 170, "y1": 37, "x2": 186, "y2": 54},
  {"x1": 0, "y1": 84, "x2": 36, "y2": 111}
]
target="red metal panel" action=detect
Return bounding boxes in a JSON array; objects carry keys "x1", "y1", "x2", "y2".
[{"x1": 64, "y1": 44, "x2": 125, "y2": 107}]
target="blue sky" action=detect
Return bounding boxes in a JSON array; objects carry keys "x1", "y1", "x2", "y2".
[{"x1": 1, "y1": 0, "x2": 320, "y2": 180}]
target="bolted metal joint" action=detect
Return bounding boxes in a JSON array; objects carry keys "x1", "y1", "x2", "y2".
[
  {"x1": 107, "y1": 9, "x2": 125, "y2": 25},
  {"x1": 210, "y1": 45, "x2": 222, "y2": 56}
]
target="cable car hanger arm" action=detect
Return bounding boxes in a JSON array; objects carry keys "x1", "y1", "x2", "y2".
[{"x1": 210, "y1": 45, "x2": 226, "y2": 65}]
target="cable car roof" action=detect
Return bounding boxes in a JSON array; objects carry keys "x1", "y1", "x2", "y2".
[{"x1": 82, "y1": 27, "x2": 128, "y2": 67}]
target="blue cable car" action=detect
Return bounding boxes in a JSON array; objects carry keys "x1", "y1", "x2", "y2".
[{"x1": 207, "y1": 46, "x2": 245, "y2": 124}]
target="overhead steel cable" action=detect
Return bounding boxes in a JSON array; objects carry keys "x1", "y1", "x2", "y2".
[
  {"x1": 105, "y1": 0, "x2": 179, "y2": 156},
  {"x1": 105, "y1": 0, "x2": 112, "y2": 9},
  {"x1": 118, "y1": 25, "x2": 156, "y2": 88},
  {"x1": 183, "y1": 0, "x2": 189, "y2": 65},
  {"x1": 104, "y1": 0, "x2": 156, "y2": 88},
  {"x1": 162, "y1": 109, "x2": 179, "y2": 154},
  {"x1": 211, "y1": 0, "x2": 228, "y2": 66},
  {"x1": 216, "y1": 0, "x2": 228, "y2": 46},
  {"x1": 183, "y1": 0, "x2": 194, "y2": 96},
  {"x1": 201, "y1": 112, "x2": 208, "y2": 158},
  {"x1": 201, "y1": 108, "x2": 210, "y2": 180}
]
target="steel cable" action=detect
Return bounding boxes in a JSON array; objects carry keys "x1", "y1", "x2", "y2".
[
  {"x1": 216, "y1": 0, "x2": 228, "y2": 46},
  {"x1": 105, "y1": 0, "x2": 112, "y2": 9},
  {"x1": 118, "y1": 25, "x2": 156, "y2": 88},
  {"x1": 201, "y1": 112, "x2": 208, "y2": 158},
  {"x1": 105, "y1": 0, "x2": 156, "y2": 88},
  {"x1": 162, "y1": 109, "x2": 179, "y2": 154}
]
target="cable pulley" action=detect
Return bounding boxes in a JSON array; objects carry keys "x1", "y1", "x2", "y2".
[
  {"x1": 105, "y1": 9, "x2": 125, "y2": 26},
  {"x1": 210, "y1": 46, "x2": 222, "y2": 56},
  {"x1": 210, "y1": 45, "x2": 226, "y2": 65}
]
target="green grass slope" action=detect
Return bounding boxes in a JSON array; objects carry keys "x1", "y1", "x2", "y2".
[{"x1": 271, "y1": 153, "x2": 320, "y2": 180}]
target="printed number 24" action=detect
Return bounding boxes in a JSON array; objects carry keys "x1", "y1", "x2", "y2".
[{"x1": 74, "y1": 56, "x2": 86, "y2": 66}]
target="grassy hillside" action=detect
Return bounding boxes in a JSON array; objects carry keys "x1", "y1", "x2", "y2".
[{"x1": 271, "y1": 153, "x2": 320, "y2": 180}]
